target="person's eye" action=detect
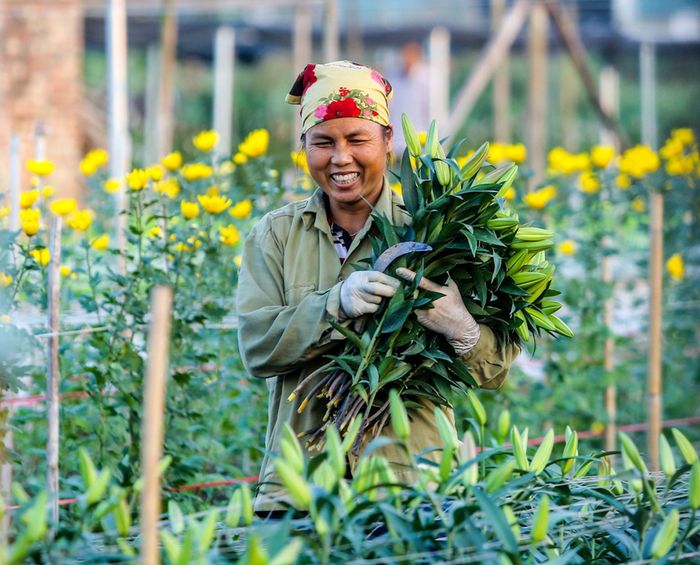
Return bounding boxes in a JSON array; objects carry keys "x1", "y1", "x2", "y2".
[
  {"x1": 313, "y1": 141, "x2": 332, "y2": 147},
  {"x1": 350, "y1": 138, "x2": 368, "y2": 144}
]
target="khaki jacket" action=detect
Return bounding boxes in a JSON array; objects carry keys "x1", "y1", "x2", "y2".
[{"x1": 237, "y1": 185, "x2": 520, "y2": 510}]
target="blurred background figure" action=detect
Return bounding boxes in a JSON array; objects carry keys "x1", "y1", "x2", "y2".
[{"x1": 384, "y1": 42, "x2": 431, "y2": 157}]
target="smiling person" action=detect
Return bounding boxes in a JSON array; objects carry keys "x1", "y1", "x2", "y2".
[{"x1": 236, "y1": 61, "x2": 520, "y2": 514}]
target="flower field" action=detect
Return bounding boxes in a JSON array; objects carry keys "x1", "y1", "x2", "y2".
[{"x1": 1, "y1": 125, "x2": 699, "y2": 562}]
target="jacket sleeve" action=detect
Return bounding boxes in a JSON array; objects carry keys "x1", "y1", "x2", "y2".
[
  {"x1": 460, "y1": 325, "x2": 520, "y2": 390},
  {"x1": 236, "y1": 218, "x2": 343, "y2": 378}
]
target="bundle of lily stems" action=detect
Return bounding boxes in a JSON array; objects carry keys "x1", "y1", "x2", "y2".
[{"x1": 291, "y1": 116, "x2": 572, "y2": 450}]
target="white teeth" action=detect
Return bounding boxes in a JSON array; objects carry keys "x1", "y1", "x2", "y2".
[{"x1": 331, "y1": 172, "x2": 359, "y2": 185}]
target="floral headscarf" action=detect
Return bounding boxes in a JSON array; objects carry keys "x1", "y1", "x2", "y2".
[{"x1": 286, "y1": 60, "x2": 393, "y2": 133}]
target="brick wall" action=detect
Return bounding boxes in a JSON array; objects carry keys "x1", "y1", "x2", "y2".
[{"x1": 0, "y1": 0, "x2": 85, "y2": 201}]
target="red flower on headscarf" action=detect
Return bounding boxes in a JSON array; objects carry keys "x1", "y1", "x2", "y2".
[
  {"x1": 324, "y1": 98, "x2": 362, "y2": 119},
  {"x1": 339, "y1": 87, "x2": 350, "y2": 96},
  {"x1": 302, "y1": 64, "x2": 317, "y2": 94}
]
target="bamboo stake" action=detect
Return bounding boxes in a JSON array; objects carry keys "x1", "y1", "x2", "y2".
[
  {"x1": 602, "y1": 247, "x2": 616, "y2": 457},
  {"x1": 144, "y1": 44, "x2": 160, "y2": 165},
  {"x1": 8, "y1": 133, "x2": 20, "y2": 233},
  {"x1": 647, "y1": 191, "x2": 663, "y2": 473},
  {"x1": 213, "y1": 26, "x2": 235, "y2": 156},
  {"x1": 323, "y1": 0, "x2": 339, "y2": 62},
  {"x1": 599, "y1": 66, "x2": 620, "y2": 149},
  {"x1": 157, "y1": 0, "x2": 177, "y2": 158},
  {"x1": 447, "y1": 0, "x2": 531, "y2": 143},
  {"x1": 0, "y1": 399, "x2": 12, "y2": 542},
  {"x1": 640, "y1": 41, "x2": 661, "y2": 472},
  {"x1": 107, "y1": 0, "x2": 130, "y2": 273},
  {"x1": 46, "y1": 216, "x2": 63, "y2": 535},
  {"x1": 491, "y1": 0, "x2": 511, "y2": 142},
  {"x1": 140, "y1": 286, "x2": 173, "y2": 565},
  {"x1": 527, "y1": 0, "x2": 549, "y2": 186},
  {"x1": 429, "y1": 27, "x2": 450, "y2": 132}
]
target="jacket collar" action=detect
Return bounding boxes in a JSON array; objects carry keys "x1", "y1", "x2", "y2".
[{"x1": 301, "y1": 179, "x2": 404, "y2": 233}]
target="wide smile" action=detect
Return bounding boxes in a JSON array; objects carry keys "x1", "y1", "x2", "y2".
[{"x1": 329, "y1": 172, "x2": 360, "y2": 187}]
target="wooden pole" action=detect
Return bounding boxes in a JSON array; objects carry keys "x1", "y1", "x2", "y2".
[
  {"x1": 599, "y1": 66, "x2": 620, "y2": 148},
  {"x1": 528, "y1": 0, "x2": 549, "y2": 186},
  {"x1": 107, "y1": 0, "x2": 130, "y2": 272},
  {"x1": 140, "y1": 286, "x2": 173, "y2": 565},
  {"x1": 346, "y1": 0, "x2": 363, "y2": 63},
  {"x1": 544, "y1": 0, "x2": 629, "y2": 149},
  {"x1": 323, "y1": 0, "x2": 339, "y2": 62},
  {"x1": 157, "y1": 0, "x2": 177, "y2": 159},
  {"x1": 491, "y1": 0, "x2": 511, "y2": 142},
  {"x1": 429, "y1": 27, "x2": 450, "y2": 131},
  {"x1": 8, "y1": 133, "x2": 20, "y2": 233},
  {"x1": 447, "y1": 0, "x2": 531, "y2": 142},
  {"x1": 46, "y1": 216, "x2": 63, "y2": 534},
  {"x1": 292, "y1": 4, "x2": 313, "y2": 145},
  {"x1": 602, "y1": 245, "x2": 616, "y2": 457},
  {"x1": 641, "y1": 41, "x2": 661, "y2": 472},
  {"x1": 144, "y1": 44, "x2": 160, "y2": 165},
  {"x1": 213, "y1": 26, "x2": 235, "y2": 156}
]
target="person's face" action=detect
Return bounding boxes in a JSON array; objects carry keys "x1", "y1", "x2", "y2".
[{"x1": 304, "y1": 118, "x2": 393, "y2": 211}]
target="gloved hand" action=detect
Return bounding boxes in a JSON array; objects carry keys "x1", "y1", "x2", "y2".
[
  {"x1": 395, "y1": 267, "x2": 481, "y2": 356},
  {"x1": 339, "y1": 271, "x2": 400, "y2": 320}
]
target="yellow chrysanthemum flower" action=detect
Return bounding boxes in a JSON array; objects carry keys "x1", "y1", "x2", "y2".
[
  {"x1": 232, "y1": 152, "x2": 248, "y2": 165},
  {"x1": 30, "y1": 248, "x2": 51, "y2": 267},
  {"x1": 42, "y1": 186, "x2": 55, "y2": 199},
  {"x1": 488, "y1": 142, "x2": 507, "y2": 164},
  {"x1": 615, "y1": 174, "x2": 632, "y2": 190},
  {"x1": 59, "y1": 265, "x2": 73, "y2": 277},
  {"x1": 67, "y1": 210, "x2": 93, "y2": 231},
  {"x1": 505, "y1": 143, "x2": 527, "y2": 164},
  {"x1": 187, "y1": 236, "x2": 202, "y2": 250},
  {"x1": 631, "y1": 196, "x2": 646, "y2": 213},
  {"x1": 619, "y1": 145, "x2": 660, "y2": 179},
  {"x1": 161, "y1": 151, "x2": 183, "y2": 171},
  {"x1": 290, "y1": 151, "x2": 310, "y2": 175},
  {"x1": 0, "y1": 206, "x2": 10, "y2": 219},
  {"x1": 229, "y1": 199, "x2": 253, "y2": 219},
  {"x1": 147, "y1": 165, "x2": 164, "y2": 181},
  {"x1": 180, "y1": 163, "x2": 214, "y2": 181},
  {"x1": 0, "y1": 272, "x2": 13, "y2": 287},
  {"x1": 49, "y1": 198, "x2": 78, "y2": 217},
  {"x1": 523, "y1": 185, "x2": 557, "y2": 210},
  {"x1": 197, "y1": 193, "x2": 231, "y2": 215},
  {"x1": 590, "y1": 145, "x2": 615, "y2": 169},
  {"x1": 147, "y1": 225, "x2": 163, "y2": 239},
  {"x1": 27, "y1": 159, "x2": 54, "y2": 177},
  {"x1": 557, "y1": 240, "x2": 577, "y2": 256},
  {"x1": 238, "y1": 128, "x2": 270, "y2": 158},
  {"x1": 153, "y1": 178, "x2": 180, "y2": 199},
  {"x1": 234, "y1": 255, "x2": 243, "y2": 267},
  {"x1": 671, "y1": 128, "x2": 694, "y2": 146},
  {"x1": 80, "y1": 148, "x2": 109, "y2": 176},
  {"x1": 127, "y1": 168, "x2": 150, "y2": 191},
  {"x1": 579, "y1": 171, "x2": 601, "y2": 194},
  {"x1": 219, "y1": 224, "x2": 241, "y2": 246},
  {"x1": 20, "y1": 190, "x2": 39, "y2": 209},
  {"x1": 502, "y1": 186, "x2": 516, "y2": 201},
  {"x1": 91, "y1": 234, "x2": 110, "y2": 251},
  {"x1": 193, "y1": 130, "x2": 219, "y2": 152},
  {"x1": 20, "y1": 208, "x2": 41, "y2": 236},
  {"x1": 665, "y1": 156, "x2": 695, "y2": 176},
  {"x1": 180, "y1": 201, "x2": 200, "y2": 220},
  {"x1": 666, "y1": 253, "x2": 684, "y2": 280},
  {"x1": 104, "y1": 178, "x2": 122, "y2": 193},
  {"x1": 173, "y1": 242, "x2": 192, "y2": 253}
]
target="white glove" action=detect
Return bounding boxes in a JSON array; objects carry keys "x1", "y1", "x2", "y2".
[
  {"x1": 395, "y1": 267, "x2": 481, "y2": 356},
  {"x1": 339, "y1": 271, "x2": 400, "y2": 320}
]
